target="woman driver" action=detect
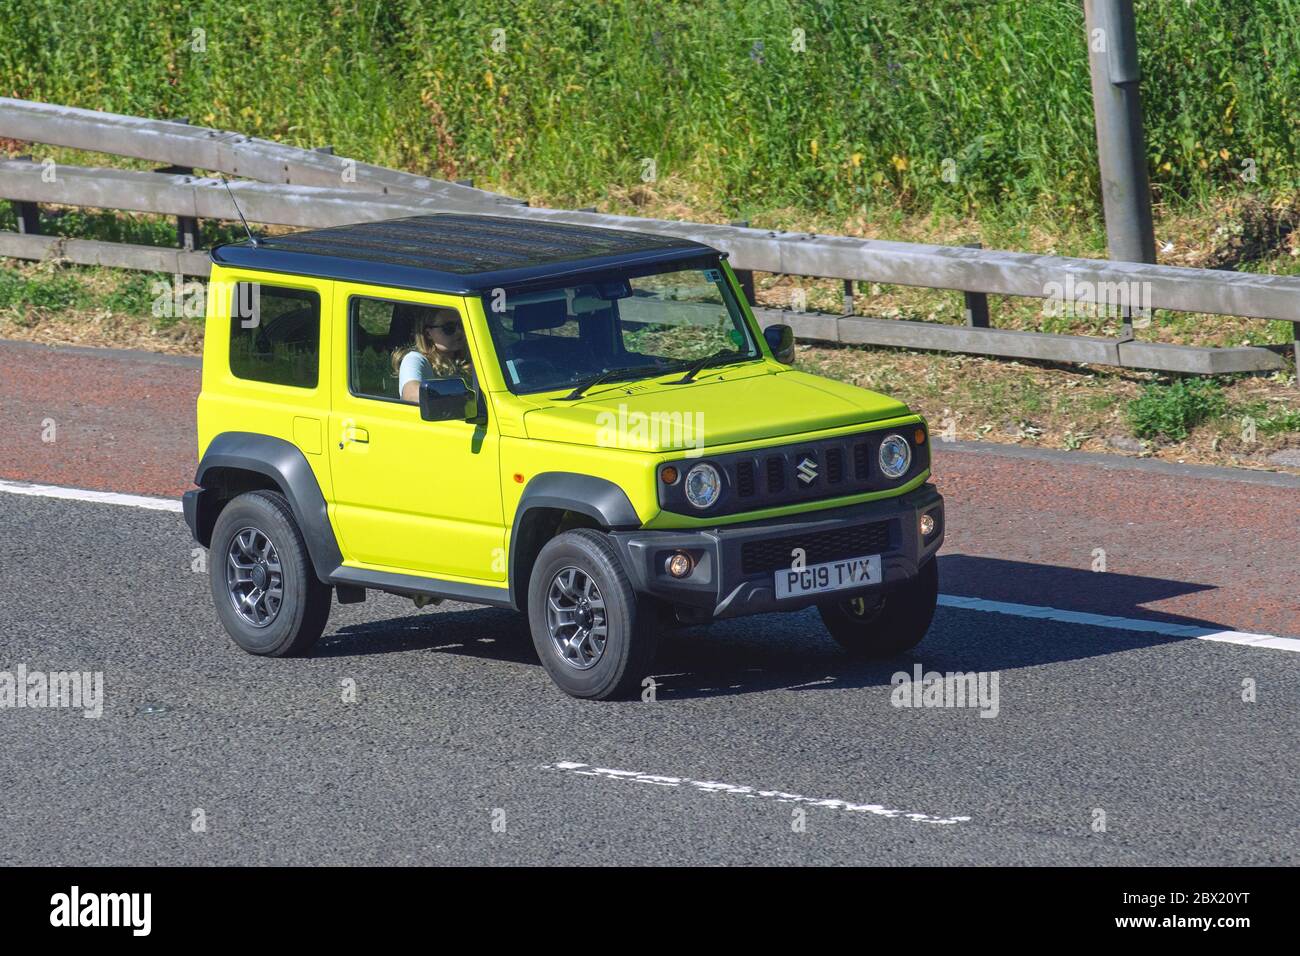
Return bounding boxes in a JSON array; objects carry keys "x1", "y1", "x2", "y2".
[{"x1": 395, "y1": 309, "x2": 472, "y2": 403}]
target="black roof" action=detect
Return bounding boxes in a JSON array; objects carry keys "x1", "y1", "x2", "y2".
[{"x1": 210, "y1": 214, "x2": 718, "y2": 294}]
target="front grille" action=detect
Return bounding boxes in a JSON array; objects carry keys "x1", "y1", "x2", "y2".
[
  {"x1": 736, "y1": 460, "x2": 756, "y2": 497},
  {"x1": 765, "y1": 456, "x2": 785, "y2": 494},
  {"x1": 825, "y1": 447, "x2": 844, "y2": 483},
  {"x1": 740, "y1": 520, "x2": 893, "y2": 575},
  {"x1": 656, "y1": 426, "x2": 928, "y2": 517},
  {"x1": 853, "y1": 441, "x2": 870, "y2": 479}
]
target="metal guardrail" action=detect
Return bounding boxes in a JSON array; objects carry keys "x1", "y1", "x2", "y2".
[{"x1": 0, "y1": 98, "x2": 1295, "y2": 374}]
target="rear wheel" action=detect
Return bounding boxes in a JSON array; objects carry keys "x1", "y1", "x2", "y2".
[
  {"x1": 527, "y1": 529, "x2": 659, "y2": 700},
  {"x1": 818, "y1": 557, "x2": 939, "y2": 658},
  {"x1": 209, "y1": 490, "x2": 332, "y2": 657}
]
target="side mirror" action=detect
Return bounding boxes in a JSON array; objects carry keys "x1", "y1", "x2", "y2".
[
  {"x1": 419, "y1": 377, "x2": 478, "y2": 423},
  {"x1": 763, "y1": 324, "x2": 795, "y2": 364}
]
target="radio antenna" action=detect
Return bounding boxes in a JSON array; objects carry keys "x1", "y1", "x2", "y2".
[{"x1": 220, "y1": 175, "x2": 258, "y2": 247}]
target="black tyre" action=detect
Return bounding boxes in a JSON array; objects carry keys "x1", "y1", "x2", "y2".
[
  {"x1": 818, "y1": 557, "x2": 939, "y2": 658},
  {"x1": 527, "y1": 529, "x2": 659, "y2": 700},
  {"x1": 209, "y1": 490, "x2": 332, "y2": 657}
]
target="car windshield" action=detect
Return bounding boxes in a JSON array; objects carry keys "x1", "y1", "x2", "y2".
[{"x1": 481, "y1": 262, "x2": 761, "y2": 396}]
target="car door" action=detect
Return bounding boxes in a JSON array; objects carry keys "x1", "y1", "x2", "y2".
[{"x1": 327, "y1": 285, "x2": 505, "y2": 583}]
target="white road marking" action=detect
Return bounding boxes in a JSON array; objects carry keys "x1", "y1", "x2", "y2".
[
  {"x1": 547, "y1": 761, "x2": 971, "y2": 825},
  {"x1": 2, "y1": 477, "x2": 1296, "y2": 652},
  {"x1": 0, "y1": 478, "x2": 182, "y2": 512},
  {"x1": 939, "y1": 595, "x2": 1300, "y2": 653}
]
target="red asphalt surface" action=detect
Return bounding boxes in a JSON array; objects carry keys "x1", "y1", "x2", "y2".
[{"x1": 2, "y1": 339, "x2": 1297, "y2": 637}]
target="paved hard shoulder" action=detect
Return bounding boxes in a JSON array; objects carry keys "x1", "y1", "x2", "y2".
[{"x1": 935, "y1": 439, "x2": 1300, "y2": 489}]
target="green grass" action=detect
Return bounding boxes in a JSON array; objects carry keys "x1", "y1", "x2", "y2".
[
  {"x1": 0, "y1": 264, "x2": 85, "y2": 312},
  {"x1": 2, "y1": 0, "x2": 1299, "y2": 223},
  {"x1": 1232, "y1": 400, "x2": 1300, "y2": 434},
  {"x1": 102, "y1": 271, "x2": 167, "y2": 321},
  {"x1": 1126, "y1": 377, "x2": 1229, "y2": 440}
]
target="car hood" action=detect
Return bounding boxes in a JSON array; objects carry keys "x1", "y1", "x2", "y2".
[{"x1": 521, "y1": 366, "x2": 912, "y2": 452}]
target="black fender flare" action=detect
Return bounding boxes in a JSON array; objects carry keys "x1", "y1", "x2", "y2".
[
  {"x1": 185, "y1": 432, "x2": 342, "y2": 583},
  {"x1": 507, "y1": 472, "x2": 641, "y2": 607}
]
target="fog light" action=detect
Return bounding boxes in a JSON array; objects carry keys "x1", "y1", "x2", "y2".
[
  {"x1": 920, "y1": 513, "x2": 936, "y2": 537},
  {"x1": 665, "y1": 551, "x2": 694, "y2": 578}
]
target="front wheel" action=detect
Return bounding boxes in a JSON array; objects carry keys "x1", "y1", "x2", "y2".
[
  {"x1": 527, "y1": 529, "x2": 659, "y2": 700},
  {"x1": 818, "y1": 557, "x2": 939, "y2": 658}
]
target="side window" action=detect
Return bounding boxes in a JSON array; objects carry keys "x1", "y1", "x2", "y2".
[
  {"x1": 229, "y1": 283, "x2": 320, "y2": 388},
  {"x1": 349, "y1": 297, "x2": 467, "y2": 402}
]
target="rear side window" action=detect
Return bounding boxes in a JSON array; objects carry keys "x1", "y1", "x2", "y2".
[{"x1": 228, "y1": 283, "x2": 320, "y2": 388}]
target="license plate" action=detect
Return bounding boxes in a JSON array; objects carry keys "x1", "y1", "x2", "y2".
[{"x1": 774, "y1": 554, "x2": 882, "y2": 599}]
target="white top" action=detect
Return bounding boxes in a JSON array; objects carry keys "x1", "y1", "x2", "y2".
[{"x1": 398, "y1": 350, "x2": 434, "y2": 396}]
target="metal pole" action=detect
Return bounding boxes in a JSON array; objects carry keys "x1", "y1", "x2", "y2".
[{"x1": 1084, "y1": 1, "x2": 1156, "y2": 278}]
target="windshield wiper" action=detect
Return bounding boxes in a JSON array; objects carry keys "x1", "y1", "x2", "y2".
[
  {"x1": 671, "y1": 350, "x2": 754, "y2": 384},
  {"x1": 560, "y1": 364, "x2": 664, "y2": 401}
]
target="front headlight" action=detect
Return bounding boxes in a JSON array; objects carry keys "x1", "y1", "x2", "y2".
[
  {"x1": 684, "y1": 463, "x2": 722, "y2": 509},
  {"x1": 878, "y1": 434, "x2": 912, "y2": 479}
]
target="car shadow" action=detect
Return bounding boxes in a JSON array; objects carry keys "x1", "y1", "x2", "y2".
[
  {"x1": 936, "y1": 554, "x2": 1223, "y2": 627},
  {"x1": 313, "y1": 557, "x2": 1234, "y2": 701},
  {"x1": 315, "y1": 605, "x2": 536, "y2": 664}
]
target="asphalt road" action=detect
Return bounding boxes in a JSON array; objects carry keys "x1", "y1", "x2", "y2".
[
  {"x1": 2, "y1": 483, "x2": 1298, "y2": 865},
  {"x1": 0, "y1": 339, "x2": 1297, "y2": 865}
]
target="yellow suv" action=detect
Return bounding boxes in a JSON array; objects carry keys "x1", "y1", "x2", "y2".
[{"x1": 183, "y1": 214, "x2": 944, "y2": 699}]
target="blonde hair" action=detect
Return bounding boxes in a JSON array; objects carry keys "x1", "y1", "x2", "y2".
[{"x1": 391, "y1": 310, "x2": 470, "y2": 380}]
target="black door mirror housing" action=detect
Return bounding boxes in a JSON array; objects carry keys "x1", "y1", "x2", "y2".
[
  {"x1": 419, "y1": 376, "x2": 479, "y2": 423},
  {"x1": 763, "y1": 324, "x2": 795, "y2": 364}
]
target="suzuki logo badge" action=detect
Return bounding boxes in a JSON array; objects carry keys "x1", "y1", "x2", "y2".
[{"x1": 796, "y1": 456, "x2": 818, "y2": 484}]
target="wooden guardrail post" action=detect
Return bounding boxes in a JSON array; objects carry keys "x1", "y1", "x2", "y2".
[
  {"x1": 11, "y1": 199, "x2": 39, "y2": 235},
  {"x1": 963, "y1": 243, "x2": 990, "y2": 327},
  {"x1": 729, "y1": 220, "x2": 757, "y2": 306},
  {"x1": 154, "y1": 163, "x2": 200, "y2": 251},
  {"x1": 154, "y1": 119, "x2": 199, "y2": 251},
  {"x1": 9, "y1": 155, "x2": 40, "y2": 235}
]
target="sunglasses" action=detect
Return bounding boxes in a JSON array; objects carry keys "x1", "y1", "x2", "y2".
[{"x1": 426, "y1": 320, "x2": 462, "y2": 334}]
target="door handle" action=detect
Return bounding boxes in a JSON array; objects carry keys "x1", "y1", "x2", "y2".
[{"x1": 339, "y1": 425, "x2": 370, "y2": 448}]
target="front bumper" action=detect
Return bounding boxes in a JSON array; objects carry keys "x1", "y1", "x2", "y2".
[{"x1": 610, "y1": 484, "x2": 944, "y2": 620}]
